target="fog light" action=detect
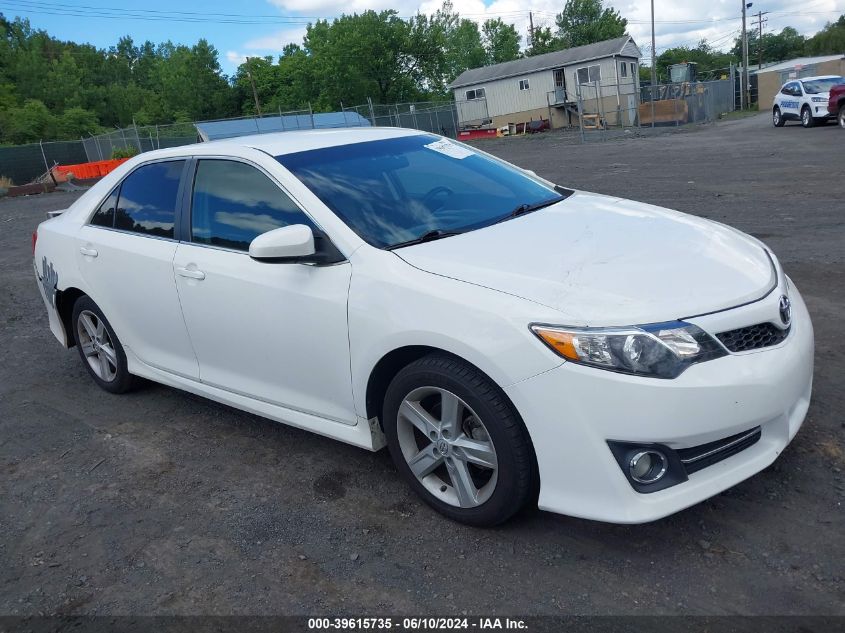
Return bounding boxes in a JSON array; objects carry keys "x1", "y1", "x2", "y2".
[{"x1": 629, "y1": 450, "x2": 668, "y2": 484}]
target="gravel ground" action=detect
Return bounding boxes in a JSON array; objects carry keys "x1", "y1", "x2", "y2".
[{"x1": 1, "y1": 113, "x2": 843, "y2": 617}]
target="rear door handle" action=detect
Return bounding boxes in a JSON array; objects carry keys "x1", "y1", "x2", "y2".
[
  {"x1": 79, "y1": 247, "x2": 98, "y2": 258},
  {"x1": 176, "y1": 267, "x2": 206, "y2": 281}
]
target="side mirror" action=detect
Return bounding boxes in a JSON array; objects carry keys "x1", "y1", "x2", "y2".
[{"x1": 249, "y1": 224, "x2": 315, "y2": 262}]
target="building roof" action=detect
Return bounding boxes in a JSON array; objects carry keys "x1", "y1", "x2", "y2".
[
  {"x1": 449, "y1": 36, "x2": 637, "y2": 89},
  {"x1": 194, "y1": 111, "x2": 371, "y2": 142},
  {"x1": 755, "y1": 55, "x2": 845, "y2": 74}
]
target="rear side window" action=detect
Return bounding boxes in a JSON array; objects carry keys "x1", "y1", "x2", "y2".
[
  {"x1": 190, "y1": 160, "x2": 313, "y2": 252},
  {"x1": 91, "y1": 189, "x2": 117, "y2": 227},
  {"x1": 114, "y1": 161, "x2": 184, "y2": 239}
]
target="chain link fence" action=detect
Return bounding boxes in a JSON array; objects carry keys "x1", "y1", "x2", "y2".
[
  {"x1": 342, "y1": 100, "x2": 461, "y2": 138},
  {"x1": 0, "y1": 140, "x2": 88, "y2": 187},
  {"x1": 82, "y1": 122, "x2": 199, "y2": 162},
  {"x1": 573, "y1": 78, "x2": 735, "y2": 142}
]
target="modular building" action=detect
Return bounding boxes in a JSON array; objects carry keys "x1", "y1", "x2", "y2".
[{"x1": 449, "y1": 36, "x2": 642, "y2": 130}]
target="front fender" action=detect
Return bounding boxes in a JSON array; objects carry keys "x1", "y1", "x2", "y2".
[{"x1": 347, "y1": 248, "x2": 565, "y2": 420}]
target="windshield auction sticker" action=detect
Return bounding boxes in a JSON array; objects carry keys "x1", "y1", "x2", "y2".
[{"x1": 424, "y1": 139, "x2": 474, "y2": 160}]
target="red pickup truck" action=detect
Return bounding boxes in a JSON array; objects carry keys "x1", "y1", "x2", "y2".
[{"x1": 830, "y1": 84, "x2": 845, "y2": 129}]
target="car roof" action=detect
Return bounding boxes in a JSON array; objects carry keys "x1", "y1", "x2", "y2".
[
  {"x1": 139, "y1": 127, "x2": 430, "y2": 162},
  {"x1": 120, "y1": 127, "x2": 435, "y2": 165},
  {"x1": 225, "y1": 126, "x2": 428, "y2": 156},
  {"x1": 797, "y1": 75, "x2": 844, "y2": 83}
]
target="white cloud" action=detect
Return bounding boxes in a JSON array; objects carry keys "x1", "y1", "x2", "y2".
[
  {"x1": 226, "y1": 50, "x2": 247, "y2": 64},
  {"x1": 244, "y1": 26, "x2": 309, "y2": 51}
]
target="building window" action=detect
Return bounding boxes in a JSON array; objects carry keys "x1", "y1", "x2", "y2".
[
  {"x1": 465, "y1": 87, "x2": 486, "y2": 100},
  {"x1": 519, "y1": 79, "x2": 530, "y2": 91},
  {"x1": 577, "y1": 64, "x2": 601, "y2": 84},
  {"x1": 630, "y1": 62, "x2": 636, "y2": 77},
  {"x1": 620, "y1": 62, "x2": 628, "y2": 78}
]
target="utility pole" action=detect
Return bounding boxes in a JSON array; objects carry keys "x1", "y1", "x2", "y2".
[
  {"x1": 752, "y1": 11, "x2": 769, "y2": 70},
  {"x1": 650, "y1": 0, "x2": 657, "y2": 128},
  {"x1": 246, "y1": 57, "x2": 262, "y2": 117},
  {"x1": 741, "y1": 1, "x2": 752, "y2": 110},
  {"x1": 528, "y1": 11, "x2": 534, "y2": 54}
]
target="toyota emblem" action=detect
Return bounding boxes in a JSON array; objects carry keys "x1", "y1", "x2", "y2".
[{"x1": 778, "y1": 295, "x2": 792, "y2": 327}]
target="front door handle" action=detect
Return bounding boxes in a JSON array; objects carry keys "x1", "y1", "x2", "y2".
[
  {"x1": 79, "y1": 247, "x2": 98, "y2": 258},
  {"x1": 176, "y1": 266, "x2": 206, "y2": 281}
]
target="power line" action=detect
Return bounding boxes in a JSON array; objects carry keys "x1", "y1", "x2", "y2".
[{"x1": 0, "y1": 0, "x2": 534, "y2": 23}]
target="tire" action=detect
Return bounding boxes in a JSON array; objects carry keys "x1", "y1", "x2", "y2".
[
  {"x1": 382, "y1": 354, "x2": 535, "y2": 526},
  {"x1": 772, "y1": 107, "x2": 785, "y2": 127},
  {"x1": 839, "y1": 104, "x2": 845, "y2": 130},
  {"x1": 71, "y1": 295, "x2": 136, "y2": 394},
  {"x1": 801, "y1": 106, "x2": 814, "y2": 128}
]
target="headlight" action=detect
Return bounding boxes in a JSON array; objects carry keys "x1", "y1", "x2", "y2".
[
  {"x1": 530, "y1": 321, "x2": 727, "y2": 379},
  {"x1": 811, "y1": 97, "x2": 827, "y2": 103}
]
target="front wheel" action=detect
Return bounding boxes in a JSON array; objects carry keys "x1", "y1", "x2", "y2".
[
  {"x1": 839, "y1": 104, "x2": 845, "y2": 130},
  {"x1": 772, "y1": 107, "x2": 785, "y2": 127},
  {"x1": 383, "y1": 354, "x2": 535, "y2": 526},
  {"x1": 801, "y1": 106, "x2": 815, "y2": 128},
  {"x1": 72, "y1": 295, "x2": 136, "y2": 393}
]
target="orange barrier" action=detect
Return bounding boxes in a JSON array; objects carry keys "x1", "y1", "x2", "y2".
[{"x1": 54, "y1": 157, "x2": 130, "y2": 181}]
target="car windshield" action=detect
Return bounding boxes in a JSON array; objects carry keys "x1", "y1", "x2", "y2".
[
  {"x1": 801, "y1": 77, "x2": 845, "y2": 94},
  {"x1": 276, "y1": 134, "x2": 563, "y2": 249}
]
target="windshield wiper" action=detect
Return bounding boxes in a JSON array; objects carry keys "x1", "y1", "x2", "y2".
[
  {"x1": 386, "y1": 229, "x2": 463, "y2": 250},
  {"x1": 494, "y1": 195, "x2": 565, "y2": 225}
]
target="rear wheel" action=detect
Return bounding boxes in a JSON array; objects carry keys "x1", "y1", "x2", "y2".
[
  {"x1": 839, "y1": 104, "x2": 845, "y2": 130},
  {"x1": 383, "y1": 354, "x2": 535, "y2": 526},
  {"x1": 72, "y1": 296, "x2": 136, "y2": 394},
  {"x1": 801, "y1": 106, "x2": 814, "y2": 128},
  {"x1": 772, "y1": 107, "x2": 785, "y2": 127}
]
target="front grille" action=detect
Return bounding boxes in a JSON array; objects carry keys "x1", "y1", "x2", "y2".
[
  {"x1": 677, "y1": 427, "x2": 762, "y2": 475},
  {"x1": 716, "y1": 322, "x2": 789, "y2": 352}
]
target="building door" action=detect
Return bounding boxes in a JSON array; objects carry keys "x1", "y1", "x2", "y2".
[{"x1": 553, "y1": 69, "x2": 566, "y2": 103}]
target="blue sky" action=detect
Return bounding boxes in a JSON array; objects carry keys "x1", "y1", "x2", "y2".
[{"x1": 3, "y1": 0, "x2": 844, "y2": 77}]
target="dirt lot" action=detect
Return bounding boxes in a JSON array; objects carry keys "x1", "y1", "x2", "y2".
[{"x1": 1, "y1": 113, "x2": 843, "y2": 617}]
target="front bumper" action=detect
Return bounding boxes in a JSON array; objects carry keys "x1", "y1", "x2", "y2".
[{"x1": 506, "y1": 281, "x2": 813, "y2": 523}]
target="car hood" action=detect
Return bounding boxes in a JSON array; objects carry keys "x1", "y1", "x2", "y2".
[{"x1": 394, "y1": 192, "x2": 775, "y2": 326}]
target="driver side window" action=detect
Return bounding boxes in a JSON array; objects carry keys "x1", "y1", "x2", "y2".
[{"x1": 190, "y1": 159, "x2": 315, "y2": 252}]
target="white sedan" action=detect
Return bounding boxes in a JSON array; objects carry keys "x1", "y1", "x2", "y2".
[
  {"x1": 33, "y1": 128, "x2": 813, "y2": 526},
  {"x1": 772, "y1": 75, "x2": 845, "y2": 127}
]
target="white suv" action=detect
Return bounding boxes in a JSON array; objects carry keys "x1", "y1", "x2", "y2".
[{"x1": 772, "y1": 75, "x2": 845, "y2": 128}]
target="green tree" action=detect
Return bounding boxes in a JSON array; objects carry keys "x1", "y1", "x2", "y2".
[
  {"x1": 0, "y1": 98, "x2": 54, "y2": 143},
  {"x1": 656, "y1": 41, "x2": 736, "y2": 82},
  {"x1": 482, "y1": 18, "x2": 521, "y2": 64},
  {"x1": 555, "y1": 0, "x2": 627, "y2": 48},
  {"x1": 527, "y1": 25, "x2": 564, "y2": 56},
  {"x1": 55, "y1": 106, "x2": 100, "y2": 139},
  {"x1": 432, "y1": 1, "x2": 486, "y2": 84},
  {"x1": 732, "y1": 26, "x2": 806, "y2": 64},
  {"x1": 805, "y1": 15, "x2": 845, "y2": 55},
  {"x1": 300, "y1": 10, "x2": 430, "y2": 106}
]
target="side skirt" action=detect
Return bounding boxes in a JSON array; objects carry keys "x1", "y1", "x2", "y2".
[{"x1": 125, "y1": 349, "x2": 386, "y2": 451}]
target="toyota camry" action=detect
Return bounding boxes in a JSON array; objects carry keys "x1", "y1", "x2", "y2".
[{"x1": 33, "y1": 128, "x2": 813, "y2": 526}]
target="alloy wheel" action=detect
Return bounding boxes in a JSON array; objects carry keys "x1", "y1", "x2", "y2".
[
  {"x1": 76, "y1": 309, "x2": 118, "y2": 382},
  {"x1": 396, "y1": 386, "x2": 498, "y2": 508}
]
